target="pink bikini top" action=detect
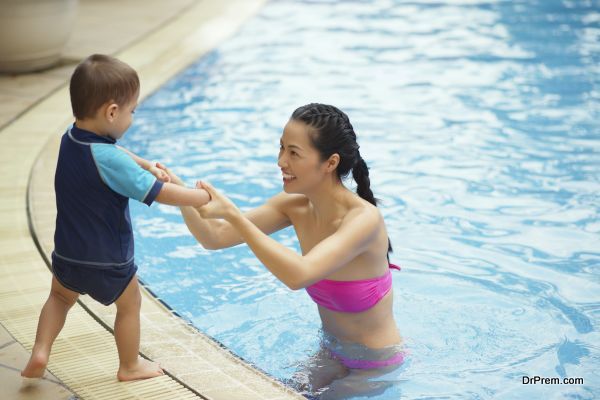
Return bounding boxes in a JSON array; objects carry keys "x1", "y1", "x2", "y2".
[{"x1": 306, "y1": 264, "x2": 401, "y2": 313}]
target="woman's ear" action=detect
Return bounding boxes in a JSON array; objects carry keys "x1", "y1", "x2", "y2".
[{"x1": 325, "y1": 153, "x2": 340, "y2": 173}]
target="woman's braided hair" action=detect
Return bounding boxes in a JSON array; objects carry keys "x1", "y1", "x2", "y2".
[{"x1": 291, "y1": 103, "x2": 393, "y2": 258}]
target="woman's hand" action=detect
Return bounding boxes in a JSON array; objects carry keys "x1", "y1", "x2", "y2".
[
  {"x1": 156, "y1": 162, "x2": 184, "y2": 186},
  {"x1": 195, "y1": 181, "x2": 240, "y2": 221}
]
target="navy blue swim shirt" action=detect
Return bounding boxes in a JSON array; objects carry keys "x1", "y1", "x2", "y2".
[{"x1": 51, "y1": 124, "x2": 163, "y2": 305}]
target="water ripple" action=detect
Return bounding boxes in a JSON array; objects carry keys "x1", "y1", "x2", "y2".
[{"x1": 122, "y1": 0, "x2": 599, "y2": 398}]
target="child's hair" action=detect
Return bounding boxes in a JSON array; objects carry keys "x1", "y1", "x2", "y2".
[{"x1": 69, "y1": 54, "x2": 140, "y2": 119}]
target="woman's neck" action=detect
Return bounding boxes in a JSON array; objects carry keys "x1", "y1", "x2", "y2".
[{"x1": 305, "y1": 178, "x2": 355, "y2": 222}]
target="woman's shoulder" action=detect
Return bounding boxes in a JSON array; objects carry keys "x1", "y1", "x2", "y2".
[
  {"x1": 266, "y1": 192, "x2": 309, "y2": 212},
  {"x1": 342, "y1": 199, "x2": 383, "y2": 229}
]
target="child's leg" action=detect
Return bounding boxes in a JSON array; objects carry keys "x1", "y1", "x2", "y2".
[
  {"x1": 21, "y1": 276, "x2": 79, "y2": 378},
  {"x1": 113, "y1": 275, "x2": 163, "y2": 381}
]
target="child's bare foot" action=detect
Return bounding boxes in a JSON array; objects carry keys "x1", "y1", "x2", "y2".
[
  {"x1": 21, "y1": 350, "x2": 48, "y2": 379},
  {"x1": 117, "y1": 357, "x2": 163, "y2": 381}
]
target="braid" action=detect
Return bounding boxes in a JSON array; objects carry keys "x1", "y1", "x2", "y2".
[
  {"x1": 292, "y1": 104, "x2": 352, "y2": 136},
  {"x1": 352, "y1": 154, "x2": 393, "y2": 258},
  {"x1": 352, "y1": 155, "x2": 377, "y2": 206}
]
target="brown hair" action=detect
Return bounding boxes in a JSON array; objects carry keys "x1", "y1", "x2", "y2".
[{"x1": 69, "y1": 54, "x2": 140, "y2": 119}]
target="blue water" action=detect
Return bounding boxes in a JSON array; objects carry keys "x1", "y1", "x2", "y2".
[{"x1": 121, "y1": 0, "x2": 600, "y2": 398}]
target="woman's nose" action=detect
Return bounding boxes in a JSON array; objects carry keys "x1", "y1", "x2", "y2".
[{"x1": 277, "y1": 154, "x2": 286, "y2": 168}]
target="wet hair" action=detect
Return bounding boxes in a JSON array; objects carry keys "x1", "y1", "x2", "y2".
[
  {"x1": 69, "y1": 54, "x2": 139, "y2": 119},
  {"x1": 290, "y1": 103, "x2": 393, "y2": 259}
]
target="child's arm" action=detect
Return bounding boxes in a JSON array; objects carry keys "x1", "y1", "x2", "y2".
[
  {"x1": 155, "y1": 183, "x2": 211, "y2": 208},
  {"x1": 154, "y1": 165, "x2": 226, "y2": 247},
  {"x1": 117, "y1": 146, "x2": 170, "y2": 182},
  {"x1": 158, "y1": 165, "x2": 290, "y2": 250},
  {"x1": 151, "y1": 162, "x2": 211, "y2": 207},
  {"x1": 117, "y1": 146, "x2": 152, "y2": 169},
  {"x1": 91, "y1": 145, "x2": 206, "y2": 208}
]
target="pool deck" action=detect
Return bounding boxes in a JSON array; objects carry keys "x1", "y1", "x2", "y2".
[{"x1": 0, "y1": 1, "x2": 304, "y2": 399}]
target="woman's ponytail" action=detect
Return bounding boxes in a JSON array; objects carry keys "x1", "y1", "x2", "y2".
[
  {"x1": 352, "y1": 155, "x2": 393, "y2": 258},
  {"x1": 352, "y1": 155, "x2": 377, "y2": 207}
]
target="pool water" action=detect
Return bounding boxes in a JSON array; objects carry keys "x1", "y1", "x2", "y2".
[{"x1": 121, "y1": 0, "x2": 600, "y2": 398}]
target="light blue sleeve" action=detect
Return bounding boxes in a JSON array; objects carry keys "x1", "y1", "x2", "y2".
[{"x1": 90, "y1": 144, "x2": 163, "y2": 205}]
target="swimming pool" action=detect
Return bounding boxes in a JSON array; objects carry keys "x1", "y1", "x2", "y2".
[{"x1": 121, "y1": 0, "x2": 599, "y2": 398}]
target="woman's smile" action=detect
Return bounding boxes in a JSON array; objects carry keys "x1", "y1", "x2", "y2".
[{"x1": 282, "y1": 171, "x2": 297, "y2": 184}]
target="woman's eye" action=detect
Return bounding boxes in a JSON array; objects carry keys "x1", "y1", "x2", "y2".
[{"x1": 291, "y1": 151, "x2": 297, "y2": 156}]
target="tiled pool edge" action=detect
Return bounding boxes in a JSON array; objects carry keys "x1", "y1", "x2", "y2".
[{"x1": 3, "y1": 0, "x2": 303, "y2": 398}]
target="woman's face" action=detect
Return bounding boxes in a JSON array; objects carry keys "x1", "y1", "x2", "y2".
[{"x1": 278, "y1": 119, "x2": 328, "y2": 194}]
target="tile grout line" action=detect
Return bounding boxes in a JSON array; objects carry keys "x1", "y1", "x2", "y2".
[
  {"x1": 0, "y1": 339, "x2": 16, "y2": 350},
  {"x1": 0, "y1": 361, "x2": 66, "y2": 387}
]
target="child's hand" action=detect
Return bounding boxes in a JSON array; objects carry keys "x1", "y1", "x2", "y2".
[
  {"x1": 148, "y1": 163, "x2": 171, "y2": 183},
  {"x1": 194, "y1": 181, "x2": 239, "y2": 220},
  {"x1": 156, "y1": 162, "x2": 185, "y2": 186},
  {"x1": 195, "y1": 181, "x2": 212, "y2": 202}
]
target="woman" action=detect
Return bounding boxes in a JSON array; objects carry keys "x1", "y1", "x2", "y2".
[{"x1": 164, "y1": 103, "x2": 404, "y2": 395}]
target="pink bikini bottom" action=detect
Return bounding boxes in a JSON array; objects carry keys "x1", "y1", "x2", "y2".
[
  {"x1": 321, "y1": 330, "x2": 406, "y2": 370},
  {"x1": 329, "y1": 349, "x2": 406, "y2": 370}
]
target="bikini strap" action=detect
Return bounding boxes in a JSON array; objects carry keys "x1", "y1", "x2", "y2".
[{"x1": 389, "y1": 263, "x2": 401, "y2": 271}]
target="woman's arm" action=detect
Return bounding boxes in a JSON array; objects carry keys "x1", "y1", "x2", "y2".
[
  {"x1": 198, "y1": 182, "x2": 380, "y2": 290},
  {"x1": 180, "y1": 194, "x2": 293, "y2": 250},
  {"x1": 160, "y1": 165, "x2": 292, "y2": 250}
]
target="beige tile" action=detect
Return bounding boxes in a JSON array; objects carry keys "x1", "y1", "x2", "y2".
[
  {"x1": 179, "y1": 370, "x2": 242, "y2": 391},
  {"x1": 0, "y1": 342, "x2": 75, "y2": 400},
  {"x1": 158, "y1": 355, "x2": 214, "y2": 375},
  {"x1": 203, "y1": 385, "x2": 263, "y2": 400},
  {"x1": 0, "y1": 342, "x2": 33, "y2": 370},
  {"x1": 224, "y1": 366, "x2": 293, "y2": 398},
  {"x1": 0, "y1": 369, "x2": 74, "y2": 400},
  {"x1": 0, "y1": 95, "x2": 34, "y2": 129},
  {"x1": 0, "y1": 324, "x2": 16, "y2": 346},
  {"x1": 62, "y1": 0, "x2": 196, "y2": 60},
  {"x1": 0, "y1": 74, "x2": 64, "y2": 99}
]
